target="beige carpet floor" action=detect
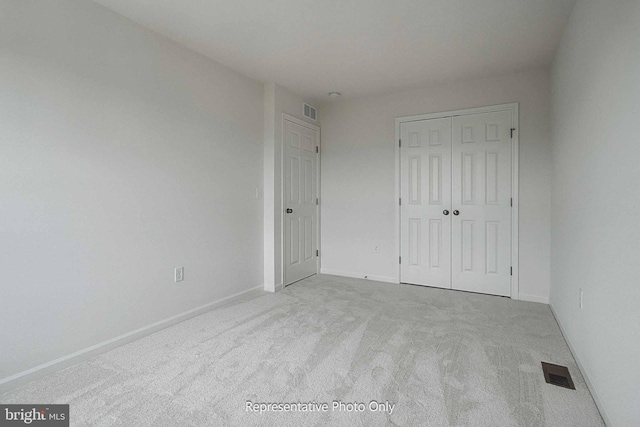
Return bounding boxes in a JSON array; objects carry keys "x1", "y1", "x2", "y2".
[{"x1": 1, "y1": 274, "x2": 604, "y2": 426}]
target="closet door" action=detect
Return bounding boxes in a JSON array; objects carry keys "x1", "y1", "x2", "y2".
[
  {"x1": 400, "y1": 118, "x2": 452, "y2": 289},
  {"x1": 451, "y1": 111, "x2": 512, "y2": 296},
  {"x1": 283, "y1": 119, "x2": 318, "y2": 286}
]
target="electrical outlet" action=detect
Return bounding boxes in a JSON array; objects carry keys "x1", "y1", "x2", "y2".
[
  {"x1": 579, "y1": 288, "x2": 584, "y2": 309},
  {"x1": 175, "y1": 267, "x2": 184, "y2": 282},
  {"x1": 374, "y1": 245, "x2": 380, "y2": 253}
]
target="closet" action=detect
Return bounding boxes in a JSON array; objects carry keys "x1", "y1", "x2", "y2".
[{"x1": 399, "y1": 107, "x2": 515, "y2": 297}]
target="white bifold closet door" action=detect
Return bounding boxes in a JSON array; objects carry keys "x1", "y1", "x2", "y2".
[{"x1": 400, "y1": 110, "x2": 512, "y2": 297}]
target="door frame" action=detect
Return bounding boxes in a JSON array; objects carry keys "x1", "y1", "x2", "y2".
[
  {"x1": 394, "y1": 103, "x2": 520, "y2": 299},
  {"x1": 281, "y1": 113, "x2": 321, "y2": 289}
]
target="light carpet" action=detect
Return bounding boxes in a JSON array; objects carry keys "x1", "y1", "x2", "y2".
[{"x1": 0, "y1": 274, "x2": 604, "y2": 426}]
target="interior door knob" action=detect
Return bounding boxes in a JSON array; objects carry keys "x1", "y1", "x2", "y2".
[
  {"x1": 286, "y1": 208, "x2": 293, "y2": 214},
  {"x1": 443, "y1": 210, "x2": 449, "y2": 215},
  {"x1": 453, "y1": 210, "x2": 460, "y2": 216}
]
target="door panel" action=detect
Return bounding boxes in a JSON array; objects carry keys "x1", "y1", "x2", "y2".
[
  {"x1": 284, "y1": 119, "x2": 318, "y2": 286},
  {"x1": 451, "y1": 111, "x2": 512, "y2": 296},
  {"x1": 400, "y1": 118, "x2": 452, "y2": 289}
]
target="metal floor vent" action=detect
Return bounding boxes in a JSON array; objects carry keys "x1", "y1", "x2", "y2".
[{"x1": 541, "y1": 362, "x2": 575, "y2": 389}]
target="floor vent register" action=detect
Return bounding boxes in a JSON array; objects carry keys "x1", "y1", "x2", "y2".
[{"x1": 541, "y1": 361, "x2": 575, "y2": 389}]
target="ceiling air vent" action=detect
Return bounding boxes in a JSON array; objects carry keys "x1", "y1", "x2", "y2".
[{"x1": 303, "y1": 103, "x2": 317, "y2": 121}]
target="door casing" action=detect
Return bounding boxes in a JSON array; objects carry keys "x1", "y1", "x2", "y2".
[
  {"x1": 394, "y1": 103, "x2": 519, "y2": 299},
  {"x1": 281, "y1": 113, "x2": 321, "y2": 289}
]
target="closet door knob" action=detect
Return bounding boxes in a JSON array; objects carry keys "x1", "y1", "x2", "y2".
[
  {"x1": 443, "y1": 210, "x2": 449, "y2": 216},
  {"x1": 453, "y1": 210, "x2": 460, "y2": 216}
]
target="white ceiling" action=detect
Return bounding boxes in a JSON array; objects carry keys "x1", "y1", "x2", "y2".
[{"x1": 92, "y1": 0, "x2": 576, "y2": 102}]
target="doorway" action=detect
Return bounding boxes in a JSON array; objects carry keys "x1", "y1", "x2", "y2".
[{"x1": 283, "y1": 116, "x2": 320, "y2": 286}]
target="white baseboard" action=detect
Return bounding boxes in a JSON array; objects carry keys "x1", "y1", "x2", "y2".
[
  {"x1": 319, "y1": 268, "x2": 398, "y2": 284},
  {"x1": 518, "y1": 293, "x2": 549, "y2": 304},
  {"x1": 318, "y1": 270, "x2": 554, "y2": 304},
  {"x1": 0, "y1": 285, "x2": 265, "y2": 393},
  {"x1": 549, "y1": 303, "x2": 610, "y2": 426}
]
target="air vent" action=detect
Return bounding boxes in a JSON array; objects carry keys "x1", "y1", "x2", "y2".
[
  {"x1": 303, "y1": 103, "x2": 317, "y2": 121},
  {"x1": 541, "y1": 362, "x2": 575, "y2": 389}
]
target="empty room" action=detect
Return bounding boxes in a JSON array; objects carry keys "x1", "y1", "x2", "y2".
[{"x1": 1, "y1": 0, "x2": 638, "y2": 426}]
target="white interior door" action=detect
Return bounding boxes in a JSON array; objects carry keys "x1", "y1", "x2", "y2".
[
  {"x1": 400, "y1": 109, "x2": 513, "y2": 297},
  {"x1": 400, "y1": 118, "x2": 452, "y2": 289},
  {"x1": 451, "y1": 111, "x2": 512, "y2": 296},
  {"x1": 284, "y1": 119, "x2": 318, "y2": 286}
]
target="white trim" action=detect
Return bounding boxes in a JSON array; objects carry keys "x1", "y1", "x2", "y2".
[
  {"x1": 317, "y1": 126, "x2": 322, "y2": 277},
  {"x1": 396, "y1": 102, "x2": 519, "y2": 123},
  {"x1": 281, "y1": 113, "x2": 321, "y2": 288},
  {"x1": 549, "y1": 304, "x2": 610, "y2": 426},
  {"x1": 394, "y1": 102, "x2": 520, "y2": 299},
  {"x1": 320, "y1": 268, "x2": 398, "y2": 284},
  {"x1": 282, "y1": 112, "x2": 319, "y2": 131},
  {"x1": 518, "y1": 293, "x2": 549, "y2": 304},
  {"x1": 510, "y1": 105, "x2": 520, "y2": 300},
  {"x1": 0, "y1": 285, "x2": 265, "y2": 393}
]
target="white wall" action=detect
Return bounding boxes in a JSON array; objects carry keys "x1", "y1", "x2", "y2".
[
  {"x1": 550, "y1": 1, "x2": 640, "y2": 425},
  {"x1": 319, "y1": 68, "x2": 552, "y2": 302},
  {"x1": 0, "y1": 0, "x2": 264, "y2": 381},
  {"x1": 263, "y1": 83, "x2": 317, "y2": 291}
]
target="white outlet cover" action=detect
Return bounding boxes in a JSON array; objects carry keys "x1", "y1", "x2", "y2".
[{"x1": 175, "y1": 267, "x2": 184, "y2": 282}]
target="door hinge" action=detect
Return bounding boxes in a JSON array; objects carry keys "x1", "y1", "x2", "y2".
[
  {"x1": 510, "y1": 267, "x2": 513, "y2": 276},
  {"x1": 316, "y1": 198, "x2": 319, "y2": 205},
  {"x1": 399, "y1": 198, "x2": 402, "y2": 206},
  {"x1": 316, "y1": 249, "x2": 319, "y2": 257},
  {"x1": 316, "y1": 146, "x2": 319, "y2": 153},
  {"x1": 399, "y1": 256, "x2": 402, "y2": 264},
  {"x1": 399, "y1": 139, "x2": 401, "y2": 147},
  {"x1": 511, "y1": 128, "x2": 516, "y2": 139},
  {"x1": 511, "y1": 198, "x2": 513, "y2": 207}
]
